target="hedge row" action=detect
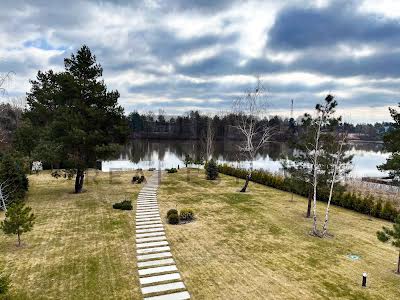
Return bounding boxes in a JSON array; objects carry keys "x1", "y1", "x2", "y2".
[{"x1": 218, "y1": 164, "x2": 399, "y2": 222}]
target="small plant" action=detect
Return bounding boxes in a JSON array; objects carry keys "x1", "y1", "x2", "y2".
[
  {"x1": 167, "y1": 209, "x2": 178, "y2": 218},
  {"x1": 166, "y1": 168, "x2": 177, "y2": 173},
  {"x1": 377, "y1": 216, "x2": 400, "y2": 274},
  {"x1": 148, "y1": 168, "x2": 155, "y2": 171},
  {"x1": 180, "y1": 208, "x2": 194, "y2": 221},
  {"x1": 167, "y1": 213, "x2": 179, "y2": 225},
  {"x1": 1, "y1": 202, "x2": 36, "y2": 246},
  {"x1": 131, "y1": 176, "x2": 139, "y2": 183},
  {"x1": 205, "y1": 159, "x2": 218, "y2": 180},
  {"x1": 51, "y1": 170, "x2": 62, "y2": 179},
  {"x1": 0, "y1": 272, "x2": 10, "y2": 295},
  {"x1": 113, "y1": 200, "x2": 133, "y2": 210}
]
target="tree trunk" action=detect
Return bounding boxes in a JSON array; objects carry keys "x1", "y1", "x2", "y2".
[
  {"x1": 75, "y1": 169, "x2": 85, "y2": 193},
  {"x1": 17, "y1": 232, "x2": 21, "y2": 247},
  {"x1": 397, "y1": 251, "x2": 400, "y2": 274},
  {"x1": 240, "y1": 174, "x2": 250, "y2": 192},
  {"x1": 306, "y1": 188, "x2": 312, "y2": 218}
]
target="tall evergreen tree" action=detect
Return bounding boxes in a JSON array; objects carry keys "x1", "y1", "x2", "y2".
[
  {"x1": 377, "y1": 216, "x2": 400, "y2": 274},
  {"x1": 17, "y1": 46, "x2": 128, "y2": 193},
  {"x1": 378, "y1": 103, "x2": 400, "y2": 180}
]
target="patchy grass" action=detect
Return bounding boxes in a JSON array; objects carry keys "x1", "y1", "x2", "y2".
[
  {"x1": 159, "y1": 170, "x2": 400, "y2": 300},
  {"x1": 0, "y1": 170, "x2": 147, "y2": 299}
]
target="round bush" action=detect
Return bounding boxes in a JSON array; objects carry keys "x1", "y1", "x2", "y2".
[
  {"x1": 180, "y1": 208, "x2": 194, "y2": 221},
  {"x1": 167, "y1": 209, "x2": 178, "y2": 218},
  {"x1": 167, "y1": 213, "x2": 179, "y2": 224}
]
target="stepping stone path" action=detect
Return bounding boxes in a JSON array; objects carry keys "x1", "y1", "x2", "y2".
[{"x1": 135, "y1": 172, "x2": 190, "y2": 300}]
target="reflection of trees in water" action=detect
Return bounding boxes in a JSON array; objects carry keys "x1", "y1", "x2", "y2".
[
  {"x1": 122, "y1": 140, "x2": 384, "y2": 164},
  {"x1": 349, "y1": 142, "x2": 384, "y2": 152}
]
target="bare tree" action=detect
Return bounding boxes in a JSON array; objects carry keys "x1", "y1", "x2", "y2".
[
  {"x1": 0, "y1": 72, "x2": 14, "y2": 96},
  {"x1": 200, "y1": 115, "x2": 215, "y2": 161},
  {"x1": 322, "y1": 131, "x2": 352, "y2": 236},
  {"x1": 232, "y1": 78, "x2": 275, "y2": 192},
  {"x1": 309, "y1": 95, "x2": 337, "y2": 235},
  {"x1": 0, "y1": 180, "x2": 13, "y2": 212}
]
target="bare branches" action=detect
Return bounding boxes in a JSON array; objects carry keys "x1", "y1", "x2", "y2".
[{"x1": 0, "y1": 72, "x2": 15, "y2": 96}]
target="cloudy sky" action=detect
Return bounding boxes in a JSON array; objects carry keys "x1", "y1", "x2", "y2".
[{"x1": 1, "y1": 0, "x2": 400, "y2": 123}]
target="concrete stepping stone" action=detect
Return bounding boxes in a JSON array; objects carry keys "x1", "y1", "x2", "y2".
[
  {"x1": 137, "y1": 246, "x2": 170, "y2": 254},
  {"x1": 137, "y1": 212, "x2": 160, "y2": 217},
  {"x1": 136, "y1": 224, "x2": 164, "y2": 229},
  {"x1": 137, "y1": 209, "x2": 159, "y2": 214},
  {"x1": 138, "y1": 265, "x2": 177, "y2": 276},
  {"x1": 137, "y1": 205, "x2": 158, "y2": 209},
  {"x1": 144, "y1": 291, "x2": 190, "y2": 300},
  {"x1": 136, "y1": 215, "x2": 160, "y2": 220},
  {"x1": 137, "y1": 241, "x2": 169, "y2": 248},
  {"x1": 136, "y1": 219, "x2": 161, "y2": 224},
  {"x1": 141, "y1": 281, "x2": 185, "y2": 295},
  {"x1": 136, "y1": 228, "x2": 164, "y2": 234},
  {"x1": 137, "y1": 208, "x2": 159, "y2": 212},
  {"x1": 136, "y1": 218, "x2": 161, "y2": 224},
  {"x1": 137, "y1": 258, "x2": 174, "y2": 268},
  {"x1": 136, "y1": 232, "x2": 165, "y2": 238},
  {"x1": 136, "y1": 236, "x2": 166, "y2": 243},
  {"x1": 137, "y1": 252, "x2": 173, "y2": 262},
  {"x1": 139, "y1": 272, "x2": 181, "y2": 285}
]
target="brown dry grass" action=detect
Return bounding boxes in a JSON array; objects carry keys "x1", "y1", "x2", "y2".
[
  {"x1": 159, "y1": 169, "x2": 400, "y2": 300},
  {"x1": 0, "y1": 170, "x2": 145, "y2": 299}
]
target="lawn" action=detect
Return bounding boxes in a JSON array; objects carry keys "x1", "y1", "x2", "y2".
[
  {"x1": 0, "y1": 170, "x2": 145, "y2": 299},
  {"x1": 159, "y1": 169, "x2": 400, "y2": 300},
  {"x1": 1, "y1": 169, "x2": 399, "y2": 299}
]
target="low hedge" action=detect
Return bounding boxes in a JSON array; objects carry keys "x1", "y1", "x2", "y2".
[
  {"x1": 113, "y1": 200, "x2": 133, "y2": 210},
  {"x1": 218, "y1": 164, "x2": 399, "y2": 222}
]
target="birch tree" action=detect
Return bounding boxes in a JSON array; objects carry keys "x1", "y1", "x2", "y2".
[
  {"x1": 321, "y1": 132, "x2": 353, "y2": 236},
  {"x1": 232, "y1": 78, "x2": 275, "y2": 192},
  {"x1": 0, "y1": 180, "x2": 12, "y2": 212},
  {"x1": 310, "y1": 95, "x2": 337, "y2": 236}
]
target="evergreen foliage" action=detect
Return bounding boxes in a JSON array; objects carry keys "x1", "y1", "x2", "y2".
[{"x1": 205, "y1": 159, "x2": 218, "y2": 180}]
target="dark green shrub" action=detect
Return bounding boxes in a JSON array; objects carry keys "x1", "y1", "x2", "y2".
[
  {"x1": 113, "y1": 200, "x2": 132, "y2": 210},
  {"x1": 0, "y1": 272, "x2": 10, "y2": 295},
  {"x1": 167, "y1": 213, "x2": 179, "y2": 224},
  {"x1": 137, "y1": 176, "x2": 145, "y2": 184},
  {"x1": 205, "y1": 159, "x2": 218, "y2": 180},
  {"x1": 167, "y1": 209, "x2": 178, "y2": 218},
  {"x1": 167, "y1": 168, "x2": 177, "y2": 173},
  {"x1": 51, "y1": 170, "x2": 62, "y2": 179},
  {"x1": 180, "y1": 208, "x2": 194, "y2": 221},
  {"x1": 131, "y1": 176, "x2": 139, "y2": 183}
]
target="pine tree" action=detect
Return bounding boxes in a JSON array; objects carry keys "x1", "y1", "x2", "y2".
[
  {"x1": 205, "y1": 159, "x2": 218, "y2": 180},
  {"x1": 17, "y1": 45, "x2": 129, "y2": 193},
  {"x1": 377, "y1": 216, "x2": 400, "y2": 274},
  {"x1": 1, "y1": 202, "x2": 35, "y2": 246}
]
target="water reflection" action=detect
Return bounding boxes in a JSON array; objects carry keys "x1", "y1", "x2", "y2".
[{"x1": 102, "y1": 140, "x2": 389, "y2": 177}]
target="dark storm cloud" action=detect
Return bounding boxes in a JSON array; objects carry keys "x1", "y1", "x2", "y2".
[{"x1": 268, "y1": 0, "x2": 400, "y2": 50}]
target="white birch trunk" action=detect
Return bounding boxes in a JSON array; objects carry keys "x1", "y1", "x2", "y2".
[{"x1": 312, "y1": 118, "x2": 322, "y2": 235}]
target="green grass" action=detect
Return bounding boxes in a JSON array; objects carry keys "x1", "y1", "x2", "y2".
[
  {"x1": 159, "y1": 171, "x2": 400, "y2": 300},
  {"x1": 0, "y1": 170, "x2": 144, "y2": 299},
  {"x1": 1, "y1": 169, "x2": 399, "y2": 299}
]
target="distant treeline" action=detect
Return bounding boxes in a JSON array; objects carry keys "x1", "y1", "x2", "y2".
[{"x1": 127, "y1": 110, "x2": 392, "y2": 141}]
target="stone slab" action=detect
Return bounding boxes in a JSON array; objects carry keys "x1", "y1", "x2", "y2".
[
  {"x1": 136, "y1": 220, "x2": 162, "y2": 225},
  {"x1": 136, "y1": 228, "x2": 164, "y2": 234},
  {"x1": 136, "y1": 211, "x2": 159, "y2": 216},
  {"x1": 137, "y1": 252, "x2": 173, "y2": 262},
  {"x1": 136, "y1": 214, "x2": 160, "y2": 220},
  {"x1": 141, "y1": 281, "x2": 185, "y2": 295},
  {"x1": 136, "y1": 231, "x2": 165, "y2": 238},
  {"x1": 137, "y1": 241, "x2": 169, "y2": 248},
  {"x1": 138, "y1": 265, "x2": 177, "y2": 276},
  {"x1": 136, "y1": 224, "x2": 164, "y2": 229},
  {"x1": 137, "y1": 246, "x2": 170, "y2": 254},
  {"x1": 137, "y1": 258, "x2": 174, "y2": 268},
  {"x1": 136, "y1": 235, "x2": 166, "y2": 243},
  {"x1": 144, "y1": 291, "x2": 190, "y2": 300},
  {"x1": 139, "y1": 272, "x2": 181, "y2": 285}
]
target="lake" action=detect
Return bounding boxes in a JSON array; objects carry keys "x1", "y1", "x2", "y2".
[{"x1": 102, "y1": 140, "x2": 389, "y2": 178}]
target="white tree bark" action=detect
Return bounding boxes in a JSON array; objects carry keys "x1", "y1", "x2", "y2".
[
  {"x1": 312, "y1": 117, "x2": 322, "y2": 235},
  {"x1": 322, "y1": 133, "x2": 346, "y2": 236}
]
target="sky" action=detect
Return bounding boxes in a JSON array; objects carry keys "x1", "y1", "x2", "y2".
[{"x1": 1, "y1": 0, "x2": 400, "y2": 123}]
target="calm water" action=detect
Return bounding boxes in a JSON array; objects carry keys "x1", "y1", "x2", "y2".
[{"x1": 102, "y1": 140, "x2": 389, "y2": 178}]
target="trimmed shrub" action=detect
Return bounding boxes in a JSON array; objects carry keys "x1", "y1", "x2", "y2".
[
  {"x1": 180, "y1": 208, "x2": 194, "y2": 221},
  {"x1": 167, "y1": 209, "x2": 178, "y2": 218},
  {"x1": 113, "y1": 200, "x2": 133, "y2": 210},
  {"x1": 167, "y1": 168, "x2": 177, "y2": 173},
  {"x1": 167, "y1": 213, "x2": 179, "y2": 224},
  {"x1": 131, "y1": 176, "x2": 139, "y2": 183},
  {"x1": 205, "y1": 159, "x2": 218, "y2": 180},
  {"x1": 137, "y1": 176, "x2": 145, "y2": 184}
]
